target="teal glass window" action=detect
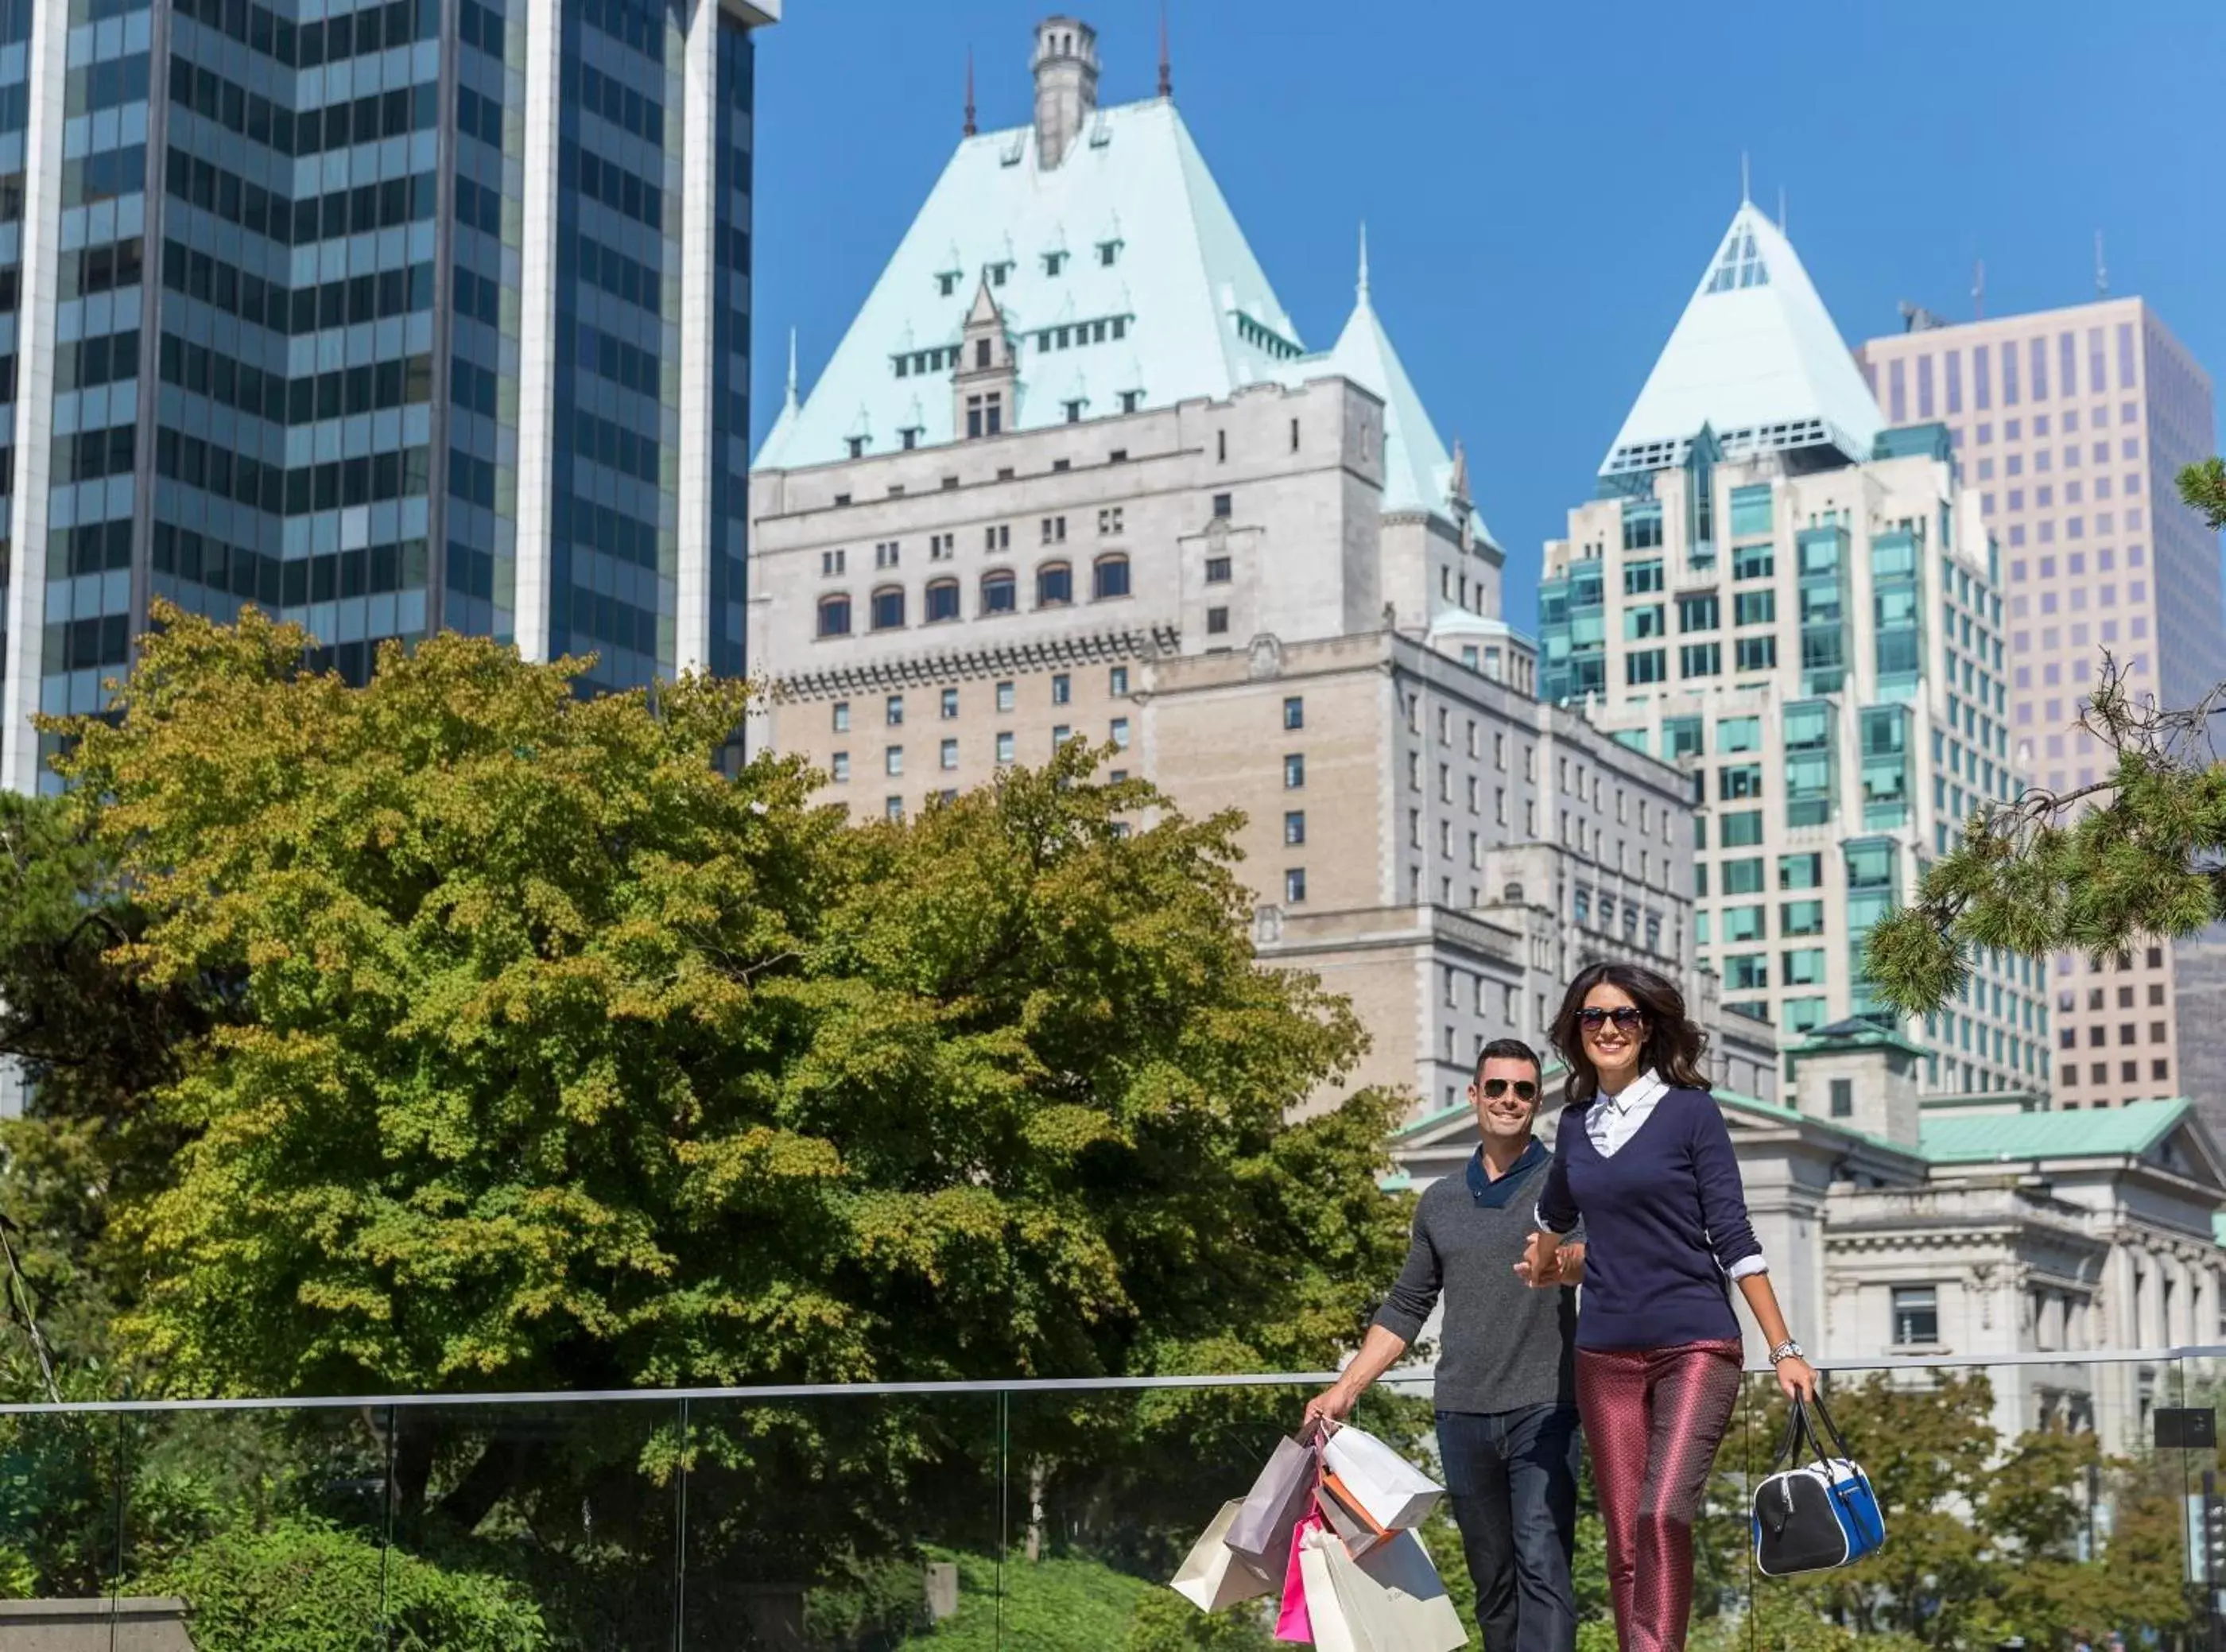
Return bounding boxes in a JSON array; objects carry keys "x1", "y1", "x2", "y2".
[
  {"x1": 1780, "y1": 899, "x2": 1825, "y2": 936},
  {"x1": 1613, "y1": 728, "x2": 1650, "y2": 754},
  {"x1": 1723, "y1": 857, "x2": 1766, "y2": 895},
  {"x1": 1624, "y1": 559, "x2": 1665, "y2": 595},
  {"x1": 1846, "y1": 840, "x2": 1898, "y2": 889},
  {"x1": 1680, "y1": 642, "x2": 1721, "y2": 678},
  {"x1": 1735, "y1": 635, "x2": 1778, "y2": 672},
  {"x1": 1720, "y1": 764, "x2": 1763, "y2": 800},
  {"x1": 1781, "y1": 997, "x2": 1828, "y2": 1034},
  {"x1": 1626, "y1": 604, "x2": 1666, "y2": 639},
  {"x1": 1782, "y1": 948, "x2": 1827, "y2": 987},
  {"x1": 1783, "y1": 703, "x2": 1831, "y2": 750},
  {"x1": 1724, "y1": 905, "x2": 1766, "y2": 942},
  {"x1": 1622, "y1": 505, "x2": 1664, "y2": 553},
  {"x1": 1627, "y1": 650, "x2": 1666, "y2": 685},
  {"x1": 1721, "y1": 809, "x2": 1763, "y2": 847},
  {"x1": 1733, "y1": 543, "x2": 1775, "y2": 580},
  {"x1": 1664, "y1": 716, "x2": 1703, "y2": 759},
  {"x1": 1719, "y1": 716, "x2": 1761, "y2": 752},
  {"x1": 1780, "y1": 852, "x2": 1823, "y2": 890},
  {"x1": 1726, "y1": 953, "x2": 1769, "y2": 991},
  {"x1": 1678, "y1": 594, "x2": 1720, "y2": 632},
  {"x1": 1734, "y1": 590, "x2": 1775, "y2": 626},
  {"x1": 1729, "y1": 485, "x2": 1774, "y2": 537}
]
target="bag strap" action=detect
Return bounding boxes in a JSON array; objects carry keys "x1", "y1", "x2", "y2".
[
  {"x1": 1766, "y1": 1398, "x2": 1817, "y2": 1473},
  {"x1": 1805, "y1": 1390, "x2": 1856, "y2": 1461}
]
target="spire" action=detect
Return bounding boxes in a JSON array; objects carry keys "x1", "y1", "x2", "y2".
[
  {"x1": 1448, "y1": 437, "x2": 1470, "y2": 505},
  {"x1": 963, "y1": 48, "x2": 976, "y2": 138},
  {"x1": 784, "y1": 328, "x2": 799, "y2": 413},
  {"x1": 1356, "y1": 221, "x2": 1370, "y2": 305},
  {"x1": 1158, "y1": 2, "x2": 1172, "y2": 99}
]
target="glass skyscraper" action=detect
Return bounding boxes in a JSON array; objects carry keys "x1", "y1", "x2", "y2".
[{"x1": 0, "y1": 0, "x2": 777, "y2": 796}]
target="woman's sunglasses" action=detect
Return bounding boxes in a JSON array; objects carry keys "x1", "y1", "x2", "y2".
[
  {"x1": 1578, "y1": 1006, "x2": 1646, "y2": 1031},
  {"x1": 1479, "y1": 1078, "x2": 1538, "y2": 1100}
]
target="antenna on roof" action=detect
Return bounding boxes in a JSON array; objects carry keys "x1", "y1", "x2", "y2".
[
  {"x1": 2094, "y1": 230, "x2": 2108, "y2": 299},
  {"x1": 785, "y1": 328, "x2": 799, "y2": 412},
  {"x1": 1158, "y1": 1, "x2": 1172, "y2": 99},
  {"x1": 1972, "y1": 258, "x2": 1985, "y2": 320},
  {"x1": 1739, "y1": 151, "x2": 1751, "y2": 204},
  {"x1": 963, "y1": 48, "x2": 977, "y2": 138},
  {"x1": 1356, "y1": 221, "x2": 1370, "y2": 304}
]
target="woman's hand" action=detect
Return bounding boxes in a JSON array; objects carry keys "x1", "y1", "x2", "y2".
[
  {"x1": 1514, "y1": 1231, "x2": 1561, "y2": 1289},
  {"x1": 1774, "y1": 1355, "x2": 1818, "y2": 1403}
]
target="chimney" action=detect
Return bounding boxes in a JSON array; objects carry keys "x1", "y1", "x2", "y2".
[{"x1": 1031, "y1": 17, "x2": 1099, "y2": 169}]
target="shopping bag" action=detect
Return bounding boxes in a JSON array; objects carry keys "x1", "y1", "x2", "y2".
[
  {"x1": 1316, "y1": 1472, "x2": 1391, "y2": 1558},
  {"x1": 1753, "y1": 1393, "x2": 1887, "y2": 1576},
  {"x1": 1326, "y1": 1527, "x2": 1468, "y2": 1652},
  {"x1": 1298, "y1": 1523, "x2": 1362, "y2": 1652},
  {"x1": 1169, "y1": 1499, "x2": 1275, "y2": 1611},
  {"x1": 1275, "y1": 1507, "x2": 1324, "y2": 1643},
  {"x1": 1320, "y1": 1422, "x2": 1445, "y2": 1529},
  {"x1": 1229, "y1": 1432, "x2": 1323, "y2": 1565}
]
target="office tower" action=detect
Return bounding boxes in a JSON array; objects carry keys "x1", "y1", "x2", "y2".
[
  {"x1": 746, "y1": 16, "x2": 1782, "y2": 1117},
  {"x1": 0, "y1": 0, "x2": 779, "y2": 799},
  {"x1": 1538, "y1": 201, "x2": 2046, "y2": 1098},
  {"x1": 1858, "y1": 301, "x2": 2222, "y2": 1108}
]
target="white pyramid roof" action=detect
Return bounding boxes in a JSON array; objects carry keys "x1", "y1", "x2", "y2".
[
  {"x1": 754, "y1": 99, "x2": 1307, "y2": 471},
  {"x1": 1600, "y1": 202, "x2": 1883, "y2": 478},
  {"x1": 1317, "y1": 244, "x2": 1499, "y2": 550}
]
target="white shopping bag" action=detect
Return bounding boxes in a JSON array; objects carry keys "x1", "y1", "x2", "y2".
[
  {"x1": 1320, "y1": 1422, "x2": 1445, "y2": 1530},
  {"x1": 1327, "y1": 1527, "x2": 1469, "y2": 1652},
  {"x1": 1169, "y1": 1499, "x2": 1275, "y2": 1612},
  {"x1": 1298, "y1": 1525, "x2": 1363, "y2": 1652}
]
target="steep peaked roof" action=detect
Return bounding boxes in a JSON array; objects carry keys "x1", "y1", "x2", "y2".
[
  {"x1": 1600, "y1": 201, "x2": 1883, "y2": 479},
  {"x1": 754, "y1": 99, "x2": 1306, "y2": 471},
  {"x1": 1317, "y1": 235, "x2": 1499, "y2": 549}
]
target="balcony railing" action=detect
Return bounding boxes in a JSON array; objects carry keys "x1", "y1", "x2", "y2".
[{"x1": 1, "y1": 1348, "x2": 2223, "y2": 1648}]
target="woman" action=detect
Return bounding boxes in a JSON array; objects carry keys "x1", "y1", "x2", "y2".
[{"x1": 1518, "y1": 962, "x2": 1815, "y2": 1652}]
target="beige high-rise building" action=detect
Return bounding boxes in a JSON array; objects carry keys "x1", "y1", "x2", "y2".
[
  {"x1": 1858, "y1": 301, "x2": 2224, "y2": 1111},
  {"x1": 745, "y1": 16, "x2": 1779, "y2": 1117}
]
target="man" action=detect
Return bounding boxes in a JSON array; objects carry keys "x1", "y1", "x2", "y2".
[{"x1": 1305, "y1": 1039, "x2": 1584, "y2": 1652}]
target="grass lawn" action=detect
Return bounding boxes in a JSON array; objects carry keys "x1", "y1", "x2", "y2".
[{"x1": 900, "y1": 1549, "x2": 1157, "y2": 1650}]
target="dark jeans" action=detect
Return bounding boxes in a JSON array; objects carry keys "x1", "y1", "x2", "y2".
[{"x1": 1437, "y1": 1403, "x2": 1582, "y2": 1652}]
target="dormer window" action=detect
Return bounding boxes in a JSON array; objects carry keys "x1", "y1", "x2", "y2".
[
  {"x1": 846, "y1": 436, "x2": 867, "y2": 459},
  {"x1": 1097, "y1": 240, "x2": 1121, "y2": 267},
  {"x1": 1043, "y1": 250, "x2": 1066, "y2": 277},
  {"x1": 900, "y1": 427, "x2": 921, "y2": 450},
  {"x1": 1063, "y1": 400, "x2": 1084, "y2": 424},
  {"x1": 987, "y1": 261, "x2": 1012, "y2": 286},
  {"x1": 936, "y1": 270, "x2": 960, "y2": 297},
  {"x1": 1119, "y1": 390, "x2": 1142, "y2": 413}
]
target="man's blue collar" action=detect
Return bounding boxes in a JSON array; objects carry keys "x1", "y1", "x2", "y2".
[{"x1": 1466, "y1": 1137, "x2": 1547, "y2": 1207}]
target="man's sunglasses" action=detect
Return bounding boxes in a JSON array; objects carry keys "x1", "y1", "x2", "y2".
[
  {"x1": 1578, "y1": 1006, "x2": 1646, "y2": 1031},
  {"x1": 1479, "y1": 1078, "x2": 1538, "y2": 1100}
]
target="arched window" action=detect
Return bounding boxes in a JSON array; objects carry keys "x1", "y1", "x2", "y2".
[
  {"x1": 1092, "y1": 553, "x2": 1130, "y2": 601},
  {"x1": 982, "y1": 570, "x2": 1017, "y2": 615},
  {"x1": 817, "y1": 594, "x2": 851, "y2": 638},
  {"x1": 871, "y1": 586, "x2": 905, "y2": 630},
  {"x1": 1037, "y1": 561, "x2": 1072, "y2": 607},
  {"x1": 925, "y1": 579, "x2": 960, "y2": 623}
]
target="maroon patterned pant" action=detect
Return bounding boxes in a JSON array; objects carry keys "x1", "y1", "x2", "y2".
[{"x1": 1575, "y1": 1340, "x2": 1743, "y2": 1652}]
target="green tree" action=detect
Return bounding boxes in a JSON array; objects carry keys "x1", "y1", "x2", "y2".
[
  {"x1": 1869, "y1": 461, "x2": 2226, "y2": 1014},
  {"x1": 48, "y1": 604, "x2": 1409, "y2": 1578}
]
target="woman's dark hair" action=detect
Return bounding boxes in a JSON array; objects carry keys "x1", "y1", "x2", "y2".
[{"x1": 1549, "y1": 961, "x2": 1711, "y2": 1108}]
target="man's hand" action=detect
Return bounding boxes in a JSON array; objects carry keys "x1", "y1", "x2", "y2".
[
  {"x1": 1302, "y1": 1382, "x2": 1357, "y2": 1433},
  {"x1": 1556, "y1": 1241, "x2": 1587, "y2": 1286},
  {"x1": 1514, "y1": 1230, "x2": 1562, "y2": 1289}
]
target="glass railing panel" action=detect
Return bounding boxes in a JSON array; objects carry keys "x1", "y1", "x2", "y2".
[
  {"x1": 0, "y1": 1406, "x2": 121, "y2": 1639},
  {"x1": 680, "y1": 1389, "x2": 1002, "y2": 1649}
]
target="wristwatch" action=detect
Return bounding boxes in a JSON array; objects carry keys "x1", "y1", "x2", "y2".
[{"x1": 1768, "y1": 1340, "x2": 1805, "y2": 1364}]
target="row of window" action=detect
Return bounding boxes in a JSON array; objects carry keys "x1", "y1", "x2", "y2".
[
  {"x1": 816, "y1": 556, "x2": 1132, "y2": 636},
  {"x1": 828, "y1": 667, "x2": 1136, "y2": 732},
  {"x1": 173, "y1": 0, "x2": 438, "y2": 70},
  {"x1": 833, "y1": 721, "x2": 1135, "y2": 781},
  {"x1": 160, "y1": 335, "x2": 434, "y2": 426},
  {"x1": 165, "y1": 148, "x2": 437, "y2": 247},
  {"x1": 168, "y1": 55, "x2": 438, "y2": 159},
  {"x1": 153, "y1": 429, "x2": 431, "y2": 515}
]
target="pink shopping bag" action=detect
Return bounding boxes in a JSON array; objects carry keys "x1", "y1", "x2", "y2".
[{"x1": 1276, "y1": 1507, "x2": 1324, "y2": 1642}]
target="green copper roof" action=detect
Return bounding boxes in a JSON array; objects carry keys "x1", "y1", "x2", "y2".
[{"x1": 1918, "y1": 1098, "x2": 2190, "y2": 1165}]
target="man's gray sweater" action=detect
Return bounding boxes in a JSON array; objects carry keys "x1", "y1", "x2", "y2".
[{"x1": 1371, "y1": 1142, "x2": 1577, "y2": 1414}]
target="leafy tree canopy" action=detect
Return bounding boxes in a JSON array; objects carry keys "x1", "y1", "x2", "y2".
[{"x1": 45, "y1": 603, "x2": 1406, "y2": 1405}]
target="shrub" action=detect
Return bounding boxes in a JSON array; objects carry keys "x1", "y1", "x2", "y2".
[{"x1": 134, "y1": 1516, "x2": 545, "y2": 1652}]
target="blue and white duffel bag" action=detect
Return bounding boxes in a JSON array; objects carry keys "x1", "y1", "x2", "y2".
[{"x1": 1752, "y1": 1392, "x2": 1887, "y2": 1576}]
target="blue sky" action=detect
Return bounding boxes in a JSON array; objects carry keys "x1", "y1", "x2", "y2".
[{"x1": 750, "y1": 1, "x2": 2226, "y2": 633}]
